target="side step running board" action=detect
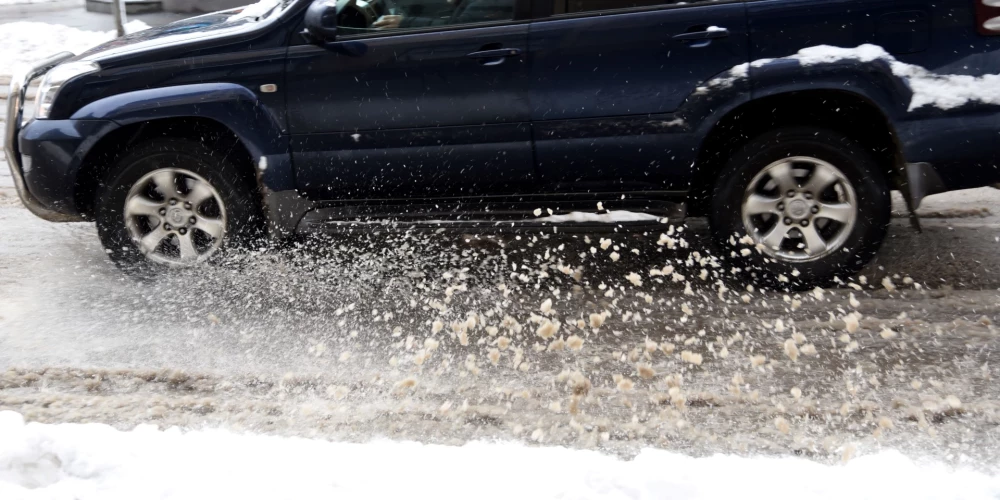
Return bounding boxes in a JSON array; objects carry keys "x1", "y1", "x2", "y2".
[{"x1": 296, "y1": 199, "x2": 686, "y2": 235}]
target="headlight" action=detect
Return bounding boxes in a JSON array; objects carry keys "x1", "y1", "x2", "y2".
[{"x1": 34, "y1": 61, "x2": 99, "y2": 120}]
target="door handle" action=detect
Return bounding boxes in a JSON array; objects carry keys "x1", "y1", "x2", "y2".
[
  {"x1": 466, "y1": 48, "x2": 522, "y2": 59},
  {"x1": 673, "y1": 27, "x2": 730, "y2": 41}
]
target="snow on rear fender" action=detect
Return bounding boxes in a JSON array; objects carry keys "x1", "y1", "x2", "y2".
[{"x1": 700, "y1": 44, "x2": 1000, "y2": 112}]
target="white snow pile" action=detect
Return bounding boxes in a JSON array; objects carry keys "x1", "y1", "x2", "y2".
[
  {"x1": 703, "y1": 44, "x2": 1000, "y2": 111},
  {"x1": 2, "y1": 412, "x2": 999, "y2": 500},
  {"x1": 0, "y1": 21, "x2": 149, "y2": 79}
]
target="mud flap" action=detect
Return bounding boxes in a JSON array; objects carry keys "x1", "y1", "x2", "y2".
[{"x1": 901, "y1": 162, "x2": 947, "y2": 233}]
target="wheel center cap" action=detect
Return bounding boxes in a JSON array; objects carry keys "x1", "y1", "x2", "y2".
[
  {"x1": 168, "y1": 207, "x2": 187, "y2": 225},
  {"x1": 787, "y1": 199, "x2": 809, "y2": 218}
]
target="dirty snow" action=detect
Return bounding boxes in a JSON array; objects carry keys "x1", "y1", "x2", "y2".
[
  {"x1": 0, "y1": 21, "x2": 148, "y2": 78},
  {"x1": 2, "y1": 189, "x2": 1000, "y2": 464},
  {"x1": 1, "y1": 411, "x2": 996, "y2": 500}
]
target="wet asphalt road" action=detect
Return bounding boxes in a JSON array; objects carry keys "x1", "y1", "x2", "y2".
[{"x1": 1, "y1": 187, "x2": 999, "y2": 465}]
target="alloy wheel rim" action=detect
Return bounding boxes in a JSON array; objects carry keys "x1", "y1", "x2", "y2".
[
  {"x1": 740, "y1": 156, "x2": 858, "y2": 263},
  {"x1": 123, "y1": 168, "x2": 227, "y2": 266}
]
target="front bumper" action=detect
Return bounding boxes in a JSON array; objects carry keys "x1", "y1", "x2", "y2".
[{"x1": 3, "y1": 51, "x2": 84, "y2": 222}]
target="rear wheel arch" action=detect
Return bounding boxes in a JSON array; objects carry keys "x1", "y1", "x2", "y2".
[
  {"x1": 687, "y1": 89, "x2": 903, "y2": 216},
  {"x1": 709, "y1": 126, "x2": 892, "y2": 288}
]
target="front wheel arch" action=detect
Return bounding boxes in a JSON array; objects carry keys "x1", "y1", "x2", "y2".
[{"x1": 74, "y1": 117, "x2": 260, "y2": 221}]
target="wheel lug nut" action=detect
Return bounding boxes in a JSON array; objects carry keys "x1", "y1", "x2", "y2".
[
  {"x1": 169, "y1": 199, "x2": 178, "y2": 206},
  {"x1": 184, "y1": 202, "x2": 192, "y2": 210},
  {"x1": 800, "y1": 220, "x2": 809, "y2": 227},
  {"x1": 158, "y1": 208, "x2": 167, "y2": 216},
  {"x1": 189, "y1": 216, "x2": 197, "y2": 224},
  {"x1": 164, "y1": 223, "x2": 172, "y2": 231},
  {"x1": 777, "y1": 203, "x2": 784, "y2": 211},
  {"x1": 787, "y1": 190, "x2": 796, "y2": 198},
  {"x1": 811, "y1": 206, "x2": 819, "y2": 214},
  {"x1": 179, "y1": 228, "x2": 187, "y2": 235},
  {"x1": 784, "y1": 218, "x2": 792, "y2": 225},
  {"x1": 804, "y1": 192, "x2": 813, "y2": 200}
]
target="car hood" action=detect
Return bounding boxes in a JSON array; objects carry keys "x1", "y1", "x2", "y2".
[{"x1": 76, "y1": 1, "x2": 289, "y2": 64}]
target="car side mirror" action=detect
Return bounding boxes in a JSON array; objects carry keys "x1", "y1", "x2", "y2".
[{"x1": 305, "y1": 0, "x2": 338, "y2": 42}]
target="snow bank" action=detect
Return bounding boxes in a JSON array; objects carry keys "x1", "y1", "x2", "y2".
[
  {"x1": 705, "y1": 44, "x2": 1000, "y2": 111},
  {"x1": 0, "y1": 21, "x2": 149, "y2": 79},
  {"x1": 1, "y1": 411, "x2": 998, "y2": 500}
]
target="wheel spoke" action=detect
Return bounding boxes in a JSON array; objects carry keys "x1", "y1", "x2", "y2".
[
  {"x1": 125, "y1": 195, "x2": 162, "y2": 218},
  {"x1": 800, "y1": 224, "x2": 828, "y2": 256},
  {"x1": 744, "y1": 194, "x2": 782, "y2": 215},
  {"x1": 802, "y1": 164, "x2": 838, "y2": 195},
  {"x1": 761, "y1": 221, "x2": 791, "y2": 249},
  {"x1": 194, "y1": 216, "x2": 225, "y2": 241},
  {"x1": 817, "y1": 202, "x2": 854, "y2": 223},
  {"x1": 185, "y1": 180, "x2": 215, "y2": 207},
  {"x1": 137, "y1": 226, "x2": 170, "y2": 255},
  {"x1": 150, "y1": 171, "x2": 178, "y2": 199},
  {"x1": 768, "y1": 161, "x2": 798, "y2": 194},
  {"x1": 177, "y1": 232, "x2": 199, "y2": 263}
]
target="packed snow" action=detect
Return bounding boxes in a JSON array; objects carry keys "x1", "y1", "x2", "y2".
[
  {"x1": 1, "y1": 411, "x2": 998, "y2": 500},
  {"x1": 535, "y1": 210, "x2": 664, "y2": 223},
  {"x1": 0, "y1": 21, "x2": 148, "y2": 78},
  {"x1": 704, "y1": 44, "x2": 1000, "y2": 111}
]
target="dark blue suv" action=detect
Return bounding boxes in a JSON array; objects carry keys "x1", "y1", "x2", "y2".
[{"x1": 6, "y1": 0, "x2": 1000, "y2": 285}]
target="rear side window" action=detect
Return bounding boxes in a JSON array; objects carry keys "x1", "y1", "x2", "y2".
[{"x1": 557, "y1": 0, "x2": 716, "y2": 14}]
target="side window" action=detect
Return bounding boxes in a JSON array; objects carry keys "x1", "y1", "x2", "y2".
[
  {"x1": 337, "y1": 0, "x2": 515, "y2": 34},
  {"x1": 556, "y1": 0, "x2": 711, "y2": 15}
]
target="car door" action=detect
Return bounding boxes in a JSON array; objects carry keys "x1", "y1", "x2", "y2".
[
  {"x1": 285, "y1": 0, "x2": 533, "y2": 201},
  {"x1": 527, "y1": 0, "x2": 749, "y2": 194}
]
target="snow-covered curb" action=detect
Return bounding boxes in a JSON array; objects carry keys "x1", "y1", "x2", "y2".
[
  {"x1": 1, "y1": 411, "x2": 998, "y2": 500},
  {"x1": 0, "y1": 21, "x2": 149, "y2": 82},
  {"x1": 0, "y1": 0, "x2": 70, "y2": 5},
  {"x1": 702, "y1": 44, "x2": 1000, "y2": 111}
]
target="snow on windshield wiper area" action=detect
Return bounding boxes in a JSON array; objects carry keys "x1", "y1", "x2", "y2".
[{"x1": 226, "y1": 0, "x2": 284, "y2": 22}]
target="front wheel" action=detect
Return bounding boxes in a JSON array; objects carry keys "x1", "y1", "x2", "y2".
[
  {"x1": 95, "y1": 138, "x2": 263, "y2": 273},
  {"x1": 709, "y1": 127, "x2": 891, "y2": 288}
]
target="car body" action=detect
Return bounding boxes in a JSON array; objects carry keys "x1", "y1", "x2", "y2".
[{"x1": 6, "y1": 0, "x2": 1000, "y2": 283}]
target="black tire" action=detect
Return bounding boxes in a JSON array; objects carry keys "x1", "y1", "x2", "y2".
[
  {"x1": 709, "y1": 127, "x2": 891, "y2": 288},
  {"x1": 95, "y1": 137, "x2": 264, "y2": 273}
]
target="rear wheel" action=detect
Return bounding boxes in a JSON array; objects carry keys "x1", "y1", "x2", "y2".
[
  {"x1": 709, "y1": 127, "x2": 891, "y2": 288},
  {"x1": 96, "y1": 138, "x2": 263, "y2": 273}
]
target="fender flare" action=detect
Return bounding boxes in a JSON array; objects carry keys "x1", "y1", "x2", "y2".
[
  {"x1": 682, "y1": 59, "x2": 923, "y2": 220},
  {"x1": 72, "y1": 83, "x2": 309, "y2": 236}
]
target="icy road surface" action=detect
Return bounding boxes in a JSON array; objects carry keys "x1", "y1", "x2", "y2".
[{"x1": 1, "y1": 186, "x2": 1000, "y2": 469}]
